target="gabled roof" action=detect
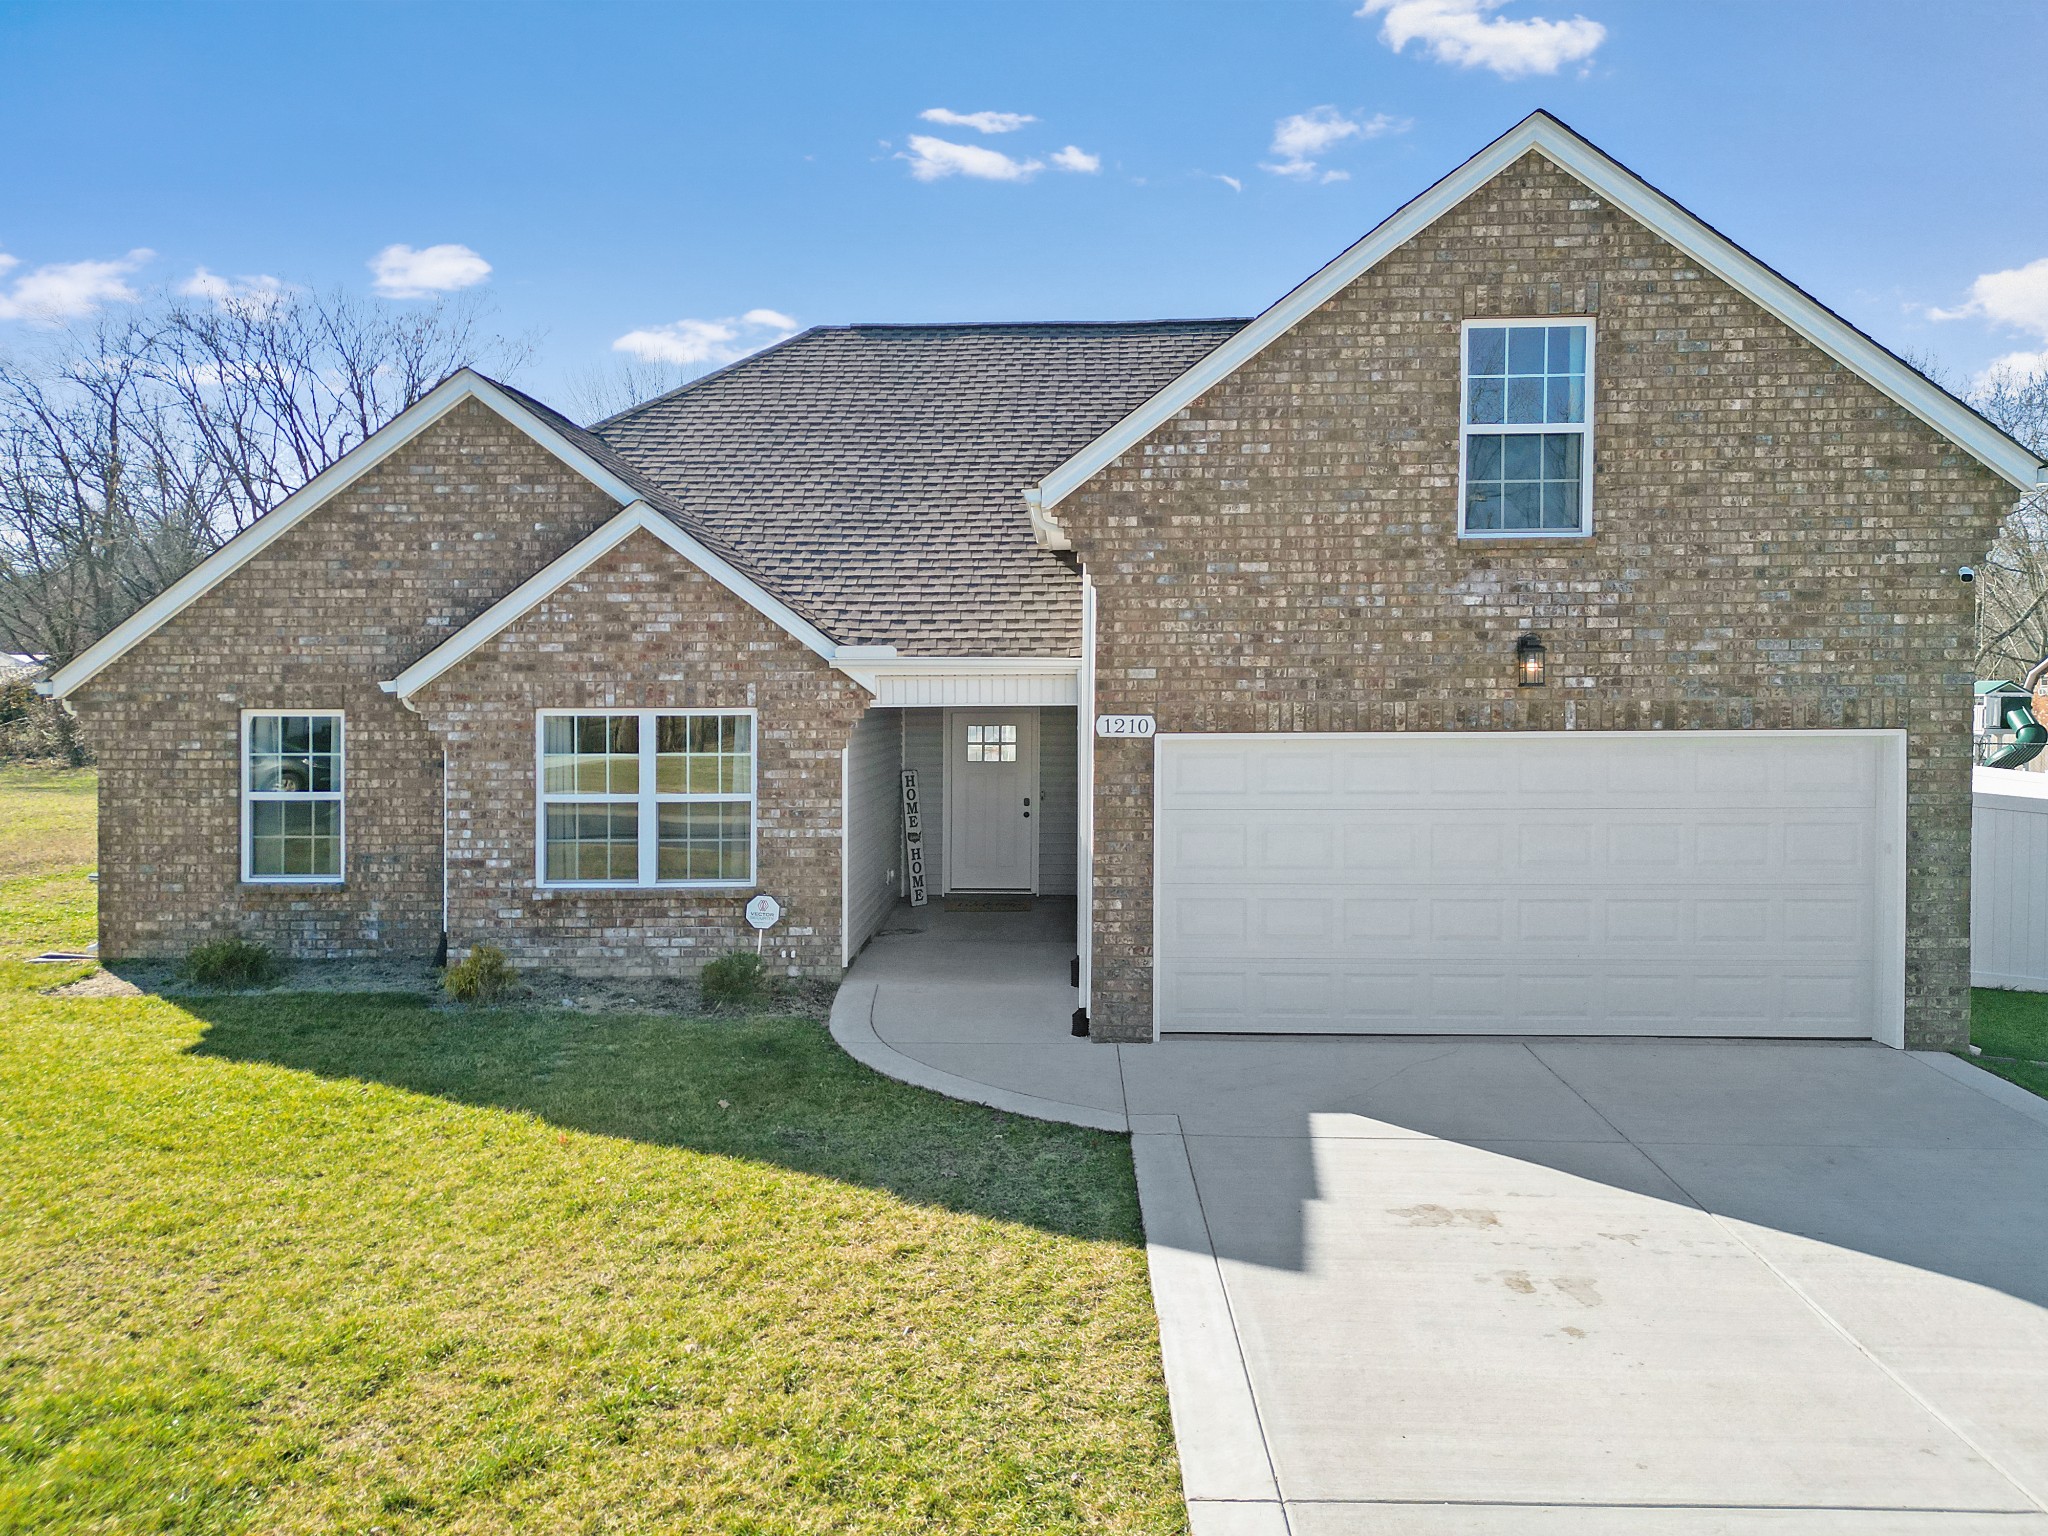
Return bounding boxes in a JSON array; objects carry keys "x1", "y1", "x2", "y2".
[
  {"x1": 1034, "y1": 111, "x2": 2048, "y2": 513},
  {"x1": 41, "y1": 369, "x2": 697, "y2": 700},
  {"x1": 589, "y1": 321, "x2": 1245, "y2": 655},
  {"x1": 381, "y1": 501, "x2": 838, "y2": 698}
]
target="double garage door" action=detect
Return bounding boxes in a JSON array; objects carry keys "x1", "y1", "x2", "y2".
[{"x1": 1155, "y1": 732, "x2": 1905, "y2": 1042}]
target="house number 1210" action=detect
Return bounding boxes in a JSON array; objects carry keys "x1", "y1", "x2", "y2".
[{"x1": 1095, "y1": 714, "x2": 1156, "y2": 739}]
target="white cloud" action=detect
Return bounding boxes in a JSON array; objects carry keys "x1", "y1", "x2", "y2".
[
  {"x1": 1051, "y1": 145, "x2": 1101, "y2": 174},
  {"x1": 1359, "y1": 0, "x2": 1605, "y2": 78},
  {"x1": 1215, "y1": 174, "x2": 1244, "y2": 193},
  {"x1": 899, "y1": 135, "x2": 1043, "y2": 183},
  {"x1": 612, "y1": 309, "x2": 800, "y2": 368},
  {"x1": 368, "y1": 242, "x2": 491, "y2": 299},
  {"x1": 1929, "y1": 257, "x2": 2048, "y2": 334},
  {"x1": 0, "y1": 248, "x2": 152, "y2": 323},
  {"x1": 919, "y1": 107, "x2": 1037, "y2": 135},
  {"x1": 179, "y1": 267, "x2": 291, "y2": 315},
  {"x1": 1261, "y1": 107, "x2": 1405, "y2": 181},
  {"x1": 1975, "y1": 349, "x2": 2048, "y2": 390}
]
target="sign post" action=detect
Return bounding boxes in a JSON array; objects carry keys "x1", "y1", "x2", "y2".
[
  {"x1": 900, "y1": 769, "x2": 927, "y2": 907},
  {"x1": 745, "y1": 893, "x2": 782, "y2": 957}
]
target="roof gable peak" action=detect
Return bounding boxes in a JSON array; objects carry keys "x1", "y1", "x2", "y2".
[{"x1": 1033, "y1": 112, "x2": 2046, "y2": 513}]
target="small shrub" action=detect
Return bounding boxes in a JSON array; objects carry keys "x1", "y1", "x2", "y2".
[
  {"x1": 701, "y1": 950, "x2": 766, "y2": 1008},
  {"x1": 445, "y1": 943, "x2": 516, "y2": 1004},
  {"x1": 180, "y1": 937, "x2": 281, "y2": 989}
]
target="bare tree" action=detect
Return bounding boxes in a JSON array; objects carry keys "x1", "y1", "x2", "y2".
[
  {"x1": 0, "y1": 287, "x2": 530, "y2": 670},
  {"x1": 564, "y1": 355, "x2": 697, "y2": 426},
  {"x1": 1969, "y1": 365, "x2": 2048, "y2": 680}
]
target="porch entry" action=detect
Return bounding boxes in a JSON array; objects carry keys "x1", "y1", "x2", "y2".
[{"x1": 945, "y1": 708, "x2": 1039, "y2": 892}]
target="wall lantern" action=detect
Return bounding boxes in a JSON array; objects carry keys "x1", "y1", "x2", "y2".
[{"x1": 1515, "y1": 633, "x2": 1548, "y2": 688}]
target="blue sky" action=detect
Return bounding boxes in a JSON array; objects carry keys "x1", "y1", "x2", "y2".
[{"x1": 4, "y1": 0, "x2": 2046, "y2": 410}]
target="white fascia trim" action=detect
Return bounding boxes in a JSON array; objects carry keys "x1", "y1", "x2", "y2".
[
  {"x1": 382, "y1": 501, "x2": 838, "y2": 697},
  {"x1": 1036, "y1": 115, "x2": 2047, "y2": 507},
  {"x1": 41, "y1": 370, "x2": 648, "y2": 700}
]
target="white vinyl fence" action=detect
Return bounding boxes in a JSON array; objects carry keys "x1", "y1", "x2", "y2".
[{"x1": 1972, "y1": 766, "x2": 2048, "y2": 990}]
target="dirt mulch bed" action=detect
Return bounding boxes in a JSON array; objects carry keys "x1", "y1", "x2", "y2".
[{"x1": 43, "y1": 955, "x2": 836, "y2": 1021}]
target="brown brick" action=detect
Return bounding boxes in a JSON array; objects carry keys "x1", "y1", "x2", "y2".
[{"x1": 1059, "y1": 154, "x2": 2002, "y2": 1049}]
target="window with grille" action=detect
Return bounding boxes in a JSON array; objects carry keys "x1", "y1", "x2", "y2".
[
  {"x1": 1460, "y1": 319, "x2": 1594, "y2": 537},
  {"x1": 965, "y1": 722, "x2": 1018, "y2": 763},
  {"x1": 243, "y1": 711, "x2": 344, "y2": 882},
  {"x1": 538, "y1": 711, "x2": 755, "y2": 887}
]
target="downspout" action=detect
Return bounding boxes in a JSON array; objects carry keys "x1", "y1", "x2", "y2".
[{"x1": 1073, "y1": 571, "x2": 1096, "y2": 1038}]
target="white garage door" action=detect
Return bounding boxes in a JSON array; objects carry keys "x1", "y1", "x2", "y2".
[{"x1": 1155, "y1": 732, "x2": 1905, "y2": 1041}]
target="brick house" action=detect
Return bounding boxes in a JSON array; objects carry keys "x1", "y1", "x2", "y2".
[{"x1": 43, "y1": 113, "x2": 2045, "y2": 1050}]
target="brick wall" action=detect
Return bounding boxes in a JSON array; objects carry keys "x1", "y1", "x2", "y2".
[
  {"x1": 411, "y1": 529, "x2": 870, "y2": 976},
  {"x1": 70, "y1": 397, "x2": 624, "y2": 959},
  {"x1": 1059, "y1": 153, "x2": 2008, "y2": 1048}
]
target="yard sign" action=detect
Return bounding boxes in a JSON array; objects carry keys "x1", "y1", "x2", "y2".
[{"x1": 900, "y1": 769, "x2": 927, "y2": 907}]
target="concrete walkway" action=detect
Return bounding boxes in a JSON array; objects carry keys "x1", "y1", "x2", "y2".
[{"x1": 832, "y1": 903, "x2": 2048, "y2": 1535}]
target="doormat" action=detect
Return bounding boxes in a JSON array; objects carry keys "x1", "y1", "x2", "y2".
[{"x1": 945, "y1": 895, "x2": 1033, "y2": 913}]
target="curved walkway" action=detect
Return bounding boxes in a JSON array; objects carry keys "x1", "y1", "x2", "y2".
[{"x1": 834, "y1": 907, "x2": 2048, "y2": 1536}]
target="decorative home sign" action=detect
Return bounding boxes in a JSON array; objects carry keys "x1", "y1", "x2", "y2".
[
  {"x1": 900, "y1": 769, "x2": 927, "y2": 907},
  {"x1": 1095, "y1": 714, "x2": 1156, "y2": 739}
]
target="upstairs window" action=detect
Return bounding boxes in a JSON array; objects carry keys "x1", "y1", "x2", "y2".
[
  {"x1": 243, "y1": 711, "x2": 344, "y2": 882},
  {"x1": 1461, "y1": 320, "x2": 1594, "y2": 538}
]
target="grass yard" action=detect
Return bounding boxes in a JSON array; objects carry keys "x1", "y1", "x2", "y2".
[
  {"x1": 0, "y1": 769, "x2": 1187, "y2": 1534},
  {"x1": 1970, "y1": 987, "x2": 2048, "y2": 1100}
]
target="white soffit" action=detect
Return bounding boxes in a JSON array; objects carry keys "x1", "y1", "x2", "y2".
[
  {"x1": 382, "y1": 502, "x2": 839, "y2": 697},
  {"x1": 1034, "y1": 112, "x2": 2047, "y2": 511},
  {"x1": 833, "y1": 655, "x2": 1082, "y2": 708},
  {"x1": 42, "y1": 370, "x2": 652, "y2": 700}
]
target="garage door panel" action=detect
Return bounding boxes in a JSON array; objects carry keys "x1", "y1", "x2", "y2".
[
  {"x1": 1155, "y1": 732, "x2": 1901, "y2": 1039},
  {"x1": 1170, "y1": 810, "x2": 1875, "y2": 887},
  {"x1": 1160, "y1": 885, "x2": 1874, "y2": 958}
]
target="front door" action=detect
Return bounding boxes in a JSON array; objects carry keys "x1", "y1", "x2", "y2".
[{"x1": 945, "y1": 708, "x2": 1039, "y2": 892}]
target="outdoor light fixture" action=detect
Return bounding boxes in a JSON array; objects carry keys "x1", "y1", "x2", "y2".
[{"x1": 1516, "y1": 633, "x2": 1547, "y2": 688}]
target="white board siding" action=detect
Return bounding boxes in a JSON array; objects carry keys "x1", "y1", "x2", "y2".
[
  {"x1": 1155, "y1": 731, "x2": 1905, "y2": 1042},
  {"x1": 1038, "y1": 707, "x2": 1078, "y2": 896},
  {"x1": 843, "y1": 710, "x2": 903, "y2": 963},
  {"x1": 871, "y1": 671, "x2": 1079, "y2": 707},
  {"x1": 1971, "y1": 767, "x2": 2048, "y2": 991}
]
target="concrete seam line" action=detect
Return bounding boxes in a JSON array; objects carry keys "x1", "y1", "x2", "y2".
[
  {"x1": 1909, "y1": 1051, "x2": 2048, "y2": 1132},
  {"x1": 825, "y1": 981, "x2": 1129, "y2": 1133},
  {"x1": 1131, "y1": 1125, "x2": 1286, "y2": 1515},
  {"x1": 1619, "y1": 1134, "x2": 2048, "y2": 1516}
]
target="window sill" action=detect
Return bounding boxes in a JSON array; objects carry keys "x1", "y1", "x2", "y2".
[
  {"x1": 532, "y1": 882, "x2": 757, "y2": 896},
  {"x1": 1457, "y1": 528, "x2": 1595, "y2": 542},
  {"x1": 242, "y1": 878, "x2": 347, "y2": 889}
]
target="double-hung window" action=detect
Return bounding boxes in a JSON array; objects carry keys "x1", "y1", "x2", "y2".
[
  {"x1": 1461, "y1": 319, "x2": 1594, "y2": 537},
  {"x1": 538, "y1": 710, "x2": 756, "y2": 888},
  {"x1": 243, "y1": 711, "x2": 344, "y2": 882}
]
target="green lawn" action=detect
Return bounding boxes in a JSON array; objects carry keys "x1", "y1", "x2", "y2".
[
  {"x1": 0, "y1": 769, "x2": 1186, "y2": 1534},
  {"x1": 1970, "y1": 988, "x2": 2048, "y2": 1100}
]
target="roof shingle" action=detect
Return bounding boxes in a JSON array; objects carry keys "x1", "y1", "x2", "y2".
[{"x1": 588, "y1": 321, "x2": 1246, "y2": 656}]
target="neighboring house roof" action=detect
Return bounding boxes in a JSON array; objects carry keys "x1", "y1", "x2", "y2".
[
  {"x1": 589, "y1": 321, "x2": 1246, "y2": 654},
  {"x1": 1034, "y1": 110, "x2": 2048, "y2": 517}
]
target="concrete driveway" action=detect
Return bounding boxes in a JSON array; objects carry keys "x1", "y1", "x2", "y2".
[{"x1": 833, "y1": 908, "x2": 2048, "y2": 1534}]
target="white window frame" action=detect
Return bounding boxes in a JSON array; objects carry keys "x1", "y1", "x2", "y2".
[
  {"x1": 533, "y1": 708, "x2": 759, "y2": 891},
  {"x1": 1457, "y1": 317, "x2": 1597, "y2": 541},
  {"x1": 241, "y1": 709, "x2": 346, "y2": 885}
]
